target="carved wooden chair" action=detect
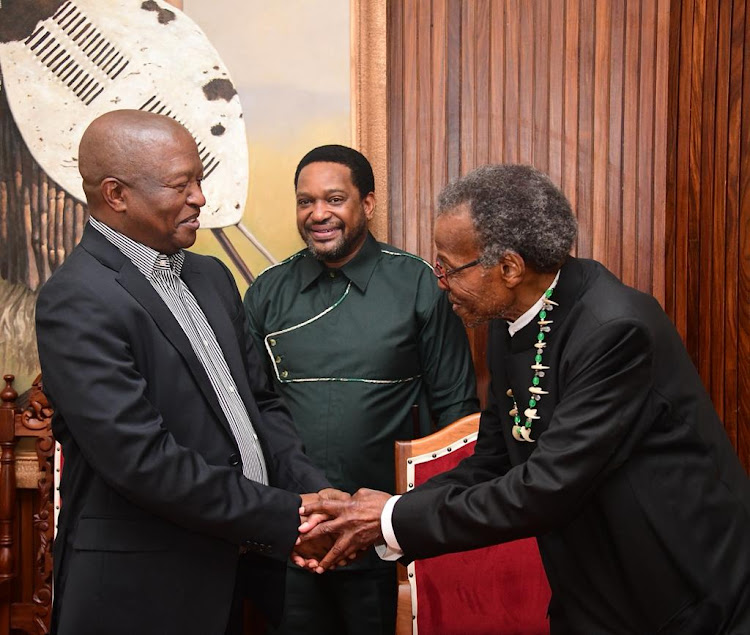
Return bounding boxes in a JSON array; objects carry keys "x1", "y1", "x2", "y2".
[
  {"x1": 394, "y1": 413, "x2": 551, "y2": 635},
  {"x1": 0, "y1": 375, "x2": 55, "y2": 635}
]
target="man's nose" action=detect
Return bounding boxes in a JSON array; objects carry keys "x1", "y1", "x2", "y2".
[
  {"x1": 310, "y1": 200, "x2": 331, "y2": 221},
  {"x1": 188, "y1": 182, "x2": 206, "y2": 207}
]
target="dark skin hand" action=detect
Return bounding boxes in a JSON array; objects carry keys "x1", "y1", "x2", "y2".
[
  {"x1": 298, "y1": 488, "x2": 391, "y2": 573},
  {"x1": 292, "y1": 488, "x2": 353, "y2": 569}
]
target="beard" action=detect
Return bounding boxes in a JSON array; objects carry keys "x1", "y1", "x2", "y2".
[{"x1": 302, "y1": 212, "x2": 368, "y2": 263}]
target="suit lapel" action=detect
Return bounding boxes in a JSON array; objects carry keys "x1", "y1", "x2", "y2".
[{"x1": 80, "y1": 227, "x2": 232, "y2": 433}]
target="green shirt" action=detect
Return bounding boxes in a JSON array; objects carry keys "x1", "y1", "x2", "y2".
[{"x1": 243, "y1": 233, "x2": 479, "y2": 495}]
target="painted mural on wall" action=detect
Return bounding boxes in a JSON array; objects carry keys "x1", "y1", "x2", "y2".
[{"x1": 0, "y1": 0, "x2": 350, "y2": 391}]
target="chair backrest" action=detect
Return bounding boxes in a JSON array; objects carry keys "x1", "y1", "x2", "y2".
[{"x1": 394, "y1": 413, "x2": 551, "y2": 635}]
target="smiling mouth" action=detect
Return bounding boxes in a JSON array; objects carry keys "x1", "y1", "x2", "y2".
[
  {"x1": 307, "y1": 225, "x2": 341, "y2": 240},
  {"x1": 179, "y1": 215, "x2": 200, "y2": 229}
]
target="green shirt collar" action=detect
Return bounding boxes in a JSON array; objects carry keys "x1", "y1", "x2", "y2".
[{"x1": 299, "y1": 232, "x2": 381, "y2": 293}]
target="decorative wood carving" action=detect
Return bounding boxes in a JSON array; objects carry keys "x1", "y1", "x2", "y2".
[
  {"x1": 0, "y1": 374, "x2": 54, "y2": 634},
  {"x1": 25, "y1": 377, "x2": 54, "y2": 634}
]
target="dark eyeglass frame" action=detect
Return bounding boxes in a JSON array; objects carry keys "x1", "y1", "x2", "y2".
[{"x1": 433, "y1": 257, "x2": 481, "y2": 280}]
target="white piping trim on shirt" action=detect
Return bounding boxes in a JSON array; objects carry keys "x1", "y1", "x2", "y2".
[{"x1": 261, "y1": 248, "x2": 431, "y2": 385}]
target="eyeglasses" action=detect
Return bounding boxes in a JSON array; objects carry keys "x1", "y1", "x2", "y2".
[{"x1": 433, "y1": 257, "x2": 481, "y2": 281}]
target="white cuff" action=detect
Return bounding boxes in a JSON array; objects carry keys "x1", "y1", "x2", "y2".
[{"x1": 375, "y1": 495, "x2": 404, "y2": 561}]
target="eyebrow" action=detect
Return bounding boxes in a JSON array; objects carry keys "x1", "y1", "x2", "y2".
[{"x1": 296, "y1": 188, "x2": 348, "y2": 197}]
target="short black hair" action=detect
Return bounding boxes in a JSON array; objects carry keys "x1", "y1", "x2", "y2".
[{"x1": 294, "y1": 145, "x2": 375, "y2": 199}]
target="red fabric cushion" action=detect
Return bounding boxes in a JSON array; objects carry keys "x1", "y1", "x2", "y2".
[{"x1": 410, "y1": 440, "x2": 551, "y2": 634}]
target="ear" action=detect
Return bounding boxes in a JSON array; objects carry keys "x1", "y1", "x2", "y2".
[
  {"x1": 101, "y1": 177, "x2": 128, "y2": 213},
  {"x1": 499, "y1": 251, "x2": 526, "y2": 288},
  {"x1": 362, "y1": 192, "x2": 376, "y2": 221}
]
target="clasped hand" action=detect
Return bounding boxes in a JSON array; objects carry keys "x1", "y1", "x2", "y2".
[{"x1": 292, "y1": 488, "x2": 391, "y2": 573}]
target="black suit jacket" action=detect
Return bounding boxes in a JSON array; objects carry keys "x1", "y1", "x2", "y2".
[
  {"x1": 393, "y1": 257, "x2": 750, "y2": 634},
  {"x1": 36, "y1": 225, "x2": 329, "y2": 634}
]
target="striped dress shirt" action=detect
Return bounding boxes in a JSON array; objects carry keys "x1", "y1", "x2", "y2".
[{"x1": 89, "y1": 217, "x2": 268, "y2": 484}]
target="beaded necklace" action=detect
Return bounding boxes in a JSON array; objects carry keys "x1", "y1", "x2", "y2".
[{"x1": 507, "y1": 287, "x2": 557, "y2": 443}]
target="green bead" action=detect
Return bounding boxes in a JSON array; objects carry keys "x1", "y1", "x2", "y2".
[
  {"x1": 532, "y1": 376, "x2": 540, "y2": 386},
  {"x1": 537, "y1": 332, "x2": 545, "y2": 341},
  {"x1": 545, "y1": 289, "x2": 553, "y2": 298},
  {"x1": 529, "y1": 398, "x2": 536, "y2": 407},
  {"x1": 514, "y1": 415, "x2": 521, "y2": 424},
  {"x1": 524, "y1": 421, "x2": 532, "y2": 428},
  {"x1": 539, "y1": 310, "x2": 547, "y2": 319},
  {"x1": 535, "y1": 354, "x2": 542, "y2": 363}
]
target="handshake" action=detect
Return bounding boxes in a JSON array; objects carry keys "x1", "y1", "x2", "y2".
[{"x1": 292, "y1": 487, "x2": 393, "y2": 573}]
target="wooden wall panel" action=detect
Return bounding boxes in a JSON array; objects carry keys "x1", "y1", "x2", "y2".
[
  {"x1": 382, "y1": 0, "x2": 748, "y2": 469},
  {"x1": 668, "y1": 0, "x2": 750, "y2": 471}
]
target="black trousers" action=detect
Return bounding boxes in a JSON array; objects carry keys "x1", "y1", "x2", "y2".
[{"x1": 268, "y1": 564, "x2": 398, "y2": 635}]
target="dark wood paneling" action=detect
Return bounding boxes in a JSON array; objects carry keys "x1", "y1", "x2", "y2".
[{"x1": 668, "y1": 0, "x2": 750, "y2": 471}]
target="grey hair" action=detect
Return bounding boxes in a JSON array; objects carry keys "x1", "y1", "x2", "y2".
[{"x1": 437, "y1": 164, "x2": 577, "y2": 273}]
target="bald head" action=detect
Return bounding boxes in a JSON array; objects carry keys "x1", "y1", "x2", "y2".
[
  {"x1": 78, "y1": 109, "x2": 206, "y2": 254},
  {"x1": 78, "y1": 110, "x2": 196, "y2": 208}
]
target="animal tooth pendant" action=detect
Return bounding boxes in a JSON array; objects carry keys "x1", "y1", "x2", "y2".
[
  {"x1": 531, "y1": 363, "x2": 549, "y2": 370},
  {"x1": 521, "y1": 426, "x2": 535, "y2": 442},
  {"x1": 512, "y1": 425, "x2": 525, "y2": 441},
  {"x1": 524, "y1": 408, "x2": 540, "y2": 419},
  {"x1": 509, "y1": 407, "x2": 519, "y2": 417},
  {"x1": 528, "y1": 386, "x2": 548, "y2": 395}
]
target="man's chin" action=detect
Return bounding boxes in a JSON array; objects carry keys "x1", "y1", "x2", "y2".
[
  {"x1": 454, "y1": 307, "x2": 486, "y2": 329},
  {"x1": 172, "y1": 230, "x2": 198, "y2": 251},
  {"x1": 306, "y1": 239, "x2": 346, "y2": 262}
]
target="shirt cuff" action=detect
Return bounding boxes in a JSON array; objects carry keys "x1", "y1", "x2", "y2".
[{"x1": 375, "y1": 495, "x2": 404, "y2": 561}]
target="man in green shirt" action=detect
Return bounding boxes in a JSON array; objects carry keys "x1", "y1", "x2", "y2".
[{"x1": 243, "y1": 145, "x2": 478, "y2": 634}]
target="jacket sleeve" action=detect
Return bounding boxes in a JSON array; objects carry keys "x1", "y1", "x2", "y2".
[{"x1": 393, "y1": 316, "x2": 654, "y2": 559}]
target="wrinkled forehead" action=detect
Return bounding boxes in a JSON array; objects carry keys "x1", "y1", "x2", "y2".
[{"x1": 435, "y1": 209, "x2": 480, "y2": 256}]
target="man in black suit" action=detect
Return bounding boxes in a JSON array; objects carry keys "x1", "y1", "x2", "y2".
[
  {"x1": 36, "y1": 110, "x2": 340, "y2": 635},
  {"x1": 300, "y1": 164, "x2": 750, "y2": 634}
]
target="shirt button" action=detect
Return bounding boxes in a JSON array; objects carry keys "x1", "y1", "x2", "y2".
[
  {"x1": 329, "y1": 272, "x2": 336, "y2": 278},
  {"x1": 281, "y1": 370, "x2": 289, "y2": 378},
  {"x1": 228, "y1": 454, "x2": 240, "y2": 466},
  {"x1": 269, "y1": 338, "x2": 276, "y2": 346},
  {"x1": 274, "y1": 355, "x2": 282, "y2": 363},
  {"x1": 228, "y1": 386, "x2": 235, "y2": 393},
  {"x1": 202, "y1": 339, "x2": 208, "y2": 347}
]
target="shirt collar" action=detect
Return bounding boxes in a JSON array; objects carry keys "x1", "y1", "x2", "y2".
[
  {"x1": 507, "y1": 270, "x2": 560, "y2": 336},
  {"x1": 299, "y1": 232, "x2": 381, "y2": 292},
  {"x1": 88, "y1": 217, "x2": 185, "y2": 279}
]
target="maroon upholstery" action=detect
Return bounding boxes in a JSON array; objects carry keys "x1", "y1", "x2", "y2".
[{"x1": 407, "y1": 434, "x2": 551, "y2": 634}]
